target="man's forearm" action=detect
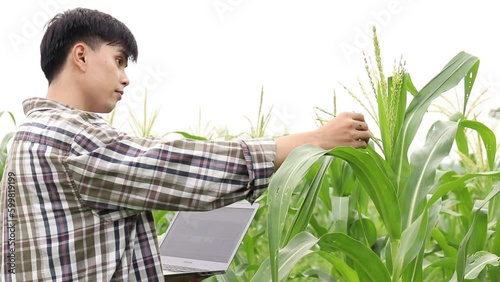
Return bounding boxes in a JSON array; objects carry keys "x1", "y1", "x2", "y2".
[
  {"x1": 273, "y1": 112, "x2": 371, "y2": 170},
  {"x1": 274, "y1": 131, "x2": 315, "y2": 169}
]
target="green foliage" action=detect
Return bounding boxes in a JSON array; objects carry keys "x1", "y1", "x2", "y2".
[
  {"x1": 0, "y1": 111, "x2": 16, "y2": 179},
  {"x1": 244, "y1": 86, "x2": 274, "y2": 138},
  {"x1": 128, "y1": 90, "x2": 162, "y2": 137},
  {"x1": 249, "y1": 29, "x2": 500, "y2": 282}
]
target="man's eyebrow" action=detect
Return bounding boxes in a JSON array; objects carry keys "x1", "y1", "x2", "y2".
[
  {"x1": 117, "y1": 48, "x2": 128, "y2": 58},
  {"x1": 117, "y1": 48, "x2": 129, "y2": 66}
]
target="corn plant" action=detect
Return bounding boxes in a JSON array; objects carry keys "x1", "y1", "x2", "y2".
[
  {"x1": 127, "y1": 90, "x2": 162, "y2": 138},
  {"x1": 419, "y1": 55, "x2": 500, "y2": 282},
  {"x1": 244, "y1": 86, "x2": 274, "y2": 139},
  {"x1": 235, "y1": 29, "x2": 500, "y2": 282}
]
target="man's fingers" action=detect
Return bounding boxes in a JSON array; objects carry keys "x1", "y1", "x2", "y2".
[
  {"x1": 355, "y1": 138, "x2": 368, "y2": 148},
  {"x1": 355, "y1": 121, "x2": 369, "y2": 131},
  {"x1": 355, "y1": 131, "x2": 372, "y2": 142},
  {"x1": 349, "y1": 112, "x2": 366, "y2": 122}
]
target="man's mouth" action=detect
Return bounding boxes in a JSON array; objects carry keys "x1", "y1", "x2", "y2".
[{"x1": 115, "y1": 90, "x2": 123, "y2": 100}]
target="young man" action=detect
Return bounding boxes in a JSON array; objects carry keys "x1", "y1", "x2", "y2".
[{"x1": 0, "y1": 7, "x2": 371, "y2": 282}]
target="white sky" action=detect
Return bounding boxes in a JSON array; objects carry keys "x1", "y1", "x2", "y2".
[{"x1": 1, "y1": 0, "x2": 500, "y2": 145}]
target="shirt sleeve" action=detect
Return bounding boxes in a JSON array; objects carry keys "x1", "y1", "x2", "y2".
[{"x1": 65, "y1": 124, "x2": 276, "y2": 213}]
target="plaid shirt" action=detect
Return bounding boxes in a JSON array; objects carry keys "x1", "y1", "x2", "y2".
[{"x1": 1, "y1": 98, "x2": 276, "y2": 281}]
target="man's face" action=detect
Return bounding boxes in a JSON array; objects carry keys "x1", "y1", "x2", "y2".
[{"x1": 82, "y1": 43, "x2": 129, "y2": 113}]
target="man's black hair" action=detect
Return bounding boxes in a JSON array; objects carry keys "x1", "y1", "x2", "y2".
[{"x1": 40, "y1": 7, "x2": 138, "y2": 83}]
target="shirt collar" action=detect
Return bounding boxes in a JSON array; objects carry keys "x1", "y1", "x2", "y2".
[
  {"x1": 23, "y1": 97, "x2": 74, "y2": 115},
  {"x1": 22, "y1": 97, "x2": 104, "y2": 121}
]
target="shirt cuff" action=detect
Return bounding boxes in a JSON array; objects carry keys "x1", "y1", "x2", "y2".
[{"x1": 239, "y1": 138, "x2": 276, "y2": 203}]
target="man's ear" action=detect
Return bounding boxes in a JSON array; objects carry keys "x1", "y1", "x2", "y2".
[{"x1": 71, "y1": 43, "x2": 88, "y2": 72}]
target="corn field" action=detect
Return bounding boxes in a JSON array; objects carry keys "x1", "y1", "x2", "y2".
[
  {"x1": 203, "y1": 30, "x2": 499, "y2": 282},
  {"x1": 1, "y1": 30, "x2": 499, "y2": 281}
]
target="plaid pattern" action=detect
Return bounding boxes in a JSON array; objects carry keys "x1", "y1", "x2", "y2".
[{"x1": 1, "y1": 98, "x2": 276, "y2": 281}]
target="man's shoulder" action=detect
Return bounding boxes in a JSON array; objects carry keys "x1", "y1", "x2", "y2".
[
  {"x1": 23, "y1": 98, "x2": 106, "y2": 127},
  {"x1": 16, "y1": 98, "x2": 118, "y2": 147}
]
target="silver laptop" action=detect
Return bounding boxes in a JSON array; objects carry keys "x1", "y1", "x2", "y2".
[{"x1": 160, "y1": 201, "x2": 259, "y2": 277}]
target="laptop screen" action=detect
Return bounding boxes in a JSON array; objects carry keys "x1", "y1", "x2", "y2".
[{"x1": 159, "y1": 206, "x2": 255, "y2": 263}]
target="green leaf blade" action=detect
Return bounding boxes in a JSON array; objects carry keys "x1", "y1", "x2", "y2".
[
  {"x1": 266, "y1": 144, "x2": 327, "y2": 281},
  {"x1": 401, "y1": 120, "x2": 458, "y2": 228},
  {"x1": 329, "y1": 147, "x2": 402, "y2": 239},
  {"x1": 252, "y1": 231, "x2": 320, "y2": 282},
  {"x1": 319, "y1": 233, "x2": 391, "y2": 282},
  {"x1": 392, "y1": 52, "x2": 480, "y2": 190},
  {"x1": 459, "y1": 119, "x2": 497, "y2": 170}
]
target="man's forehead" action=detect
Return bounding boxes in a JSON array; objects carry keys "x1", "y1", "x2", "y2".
[{"x1": 106, "y1": 42, "x2": 129, "y2": 56}]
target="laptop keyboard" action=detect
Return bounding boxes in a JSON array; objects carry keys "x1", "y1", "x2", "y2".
[{"x1": 162, "y1": 264, "x2": 208, "y2": 273}]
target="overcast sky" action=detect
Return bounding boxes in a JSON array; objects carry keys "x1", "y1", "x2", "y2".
[{"x1": 2, "y1": 0, "x2": 500, "y2": 145}]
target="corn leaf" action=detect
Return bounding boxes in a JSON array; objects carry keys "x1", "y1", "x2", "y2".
[
  {"x1": 318, "y1": 233, "x2": 391, "y2": 282},
  {"x1": 427, "y1": 171, "x2": 500, "y2": 208},
  {"x1": 490, "y1": 218, "x2": 500, "y2": 279},
  {"x1": 266, "y1": 144, "x2": 327, "y2": 281},
  {"x1": 462, "y1": 251, "x2": 499, "y2": 280},
  {"x1": 251, "y1": 231, "x2": 319, "y2": 282},
  {"x1": 392, "y1": 52, "x2": 480, "y2": 190},
  {"x1": 462, "y1": 56, "x2": 480, "y2": 115},
  {"x1": 293, "y1": 269, "x2": 336, "y2": 281},
  {"x1": 401, "y1": 120, "x2": 458, "y2": 228},
  {"x1": 152, "y1": 210, "x2": 169, "y2": 235},
  {"x1": 242, "y1": 234, "x2": 255, "y2": 265},
  {"x1": 455, "y1": 122, "x2": 469, "y2": 157},
  {"x1": 431, "y1": 228, "x2": 458, "y2": 258},
  {"x1": 317, "y1": 166, "x2": 333, "y2": 211},
  {"x1": 458, "y1": 119, "x2": 497, "y2": 170},
  {"x1": 211, "y1": 269, "x2": 240, "y2": 282},
  {"x1": 349, "y1": 217, "x2": 377, "y2": 247},
  {"x1": 316, "y1": 250, "x2": 360, "y2": 282},
  {"x1": 396, "y1": 199, "x2": 441, "y2": 281},
  {"x1": 328, "y1": 146, "x2": 401, "y2": 239},
  {"x1": 0, "y1": 110, "x2": 17, "y2": 125},
  {"x1": 425, "y1": 257, "x2": 456, "y2": 272},
  {"x1": 284, "y1": 156, "x2": 332, "y2": 243},
  {"x1": 385, "y1": 238, "x2": 394, "y2": 274},
  {"x1": 350, "y1": 181, "x2": 369, "y2": 216},
  {"x1": 454, "y1": 183, "x2": 500, "y2": 282},
  {"x1": 328, "y1": 157, "x2": 356, "y2": 196},
  {"x1": 163, "y1": 131, "x2": 209, "y2": 140},
  {"x1": 0, "y1": 132, "x2": 15, "y2": 178},
  {"x1": 330, "y1": 196, "x2": 350, "y2": 234}
]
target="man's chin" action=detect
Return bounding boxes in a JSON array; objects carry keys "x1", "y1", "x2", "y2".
[{"x1": 94, "y1": 103, "x2": 118, "y2": 114}]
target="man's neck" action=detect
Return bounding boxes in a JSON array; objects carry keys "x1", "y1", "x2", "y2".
[{"x1": 46, "y1": 78, "x2": 85, "y2": 110}]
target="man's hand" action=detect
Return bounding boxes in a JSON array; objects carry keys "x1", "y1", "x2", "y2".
[
  {"x1": 274, "y1": 112, "x2": 371, "y2": 168},
  {"x1": 312, "y1": 112, "x2": 371, "y2": 149}
]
